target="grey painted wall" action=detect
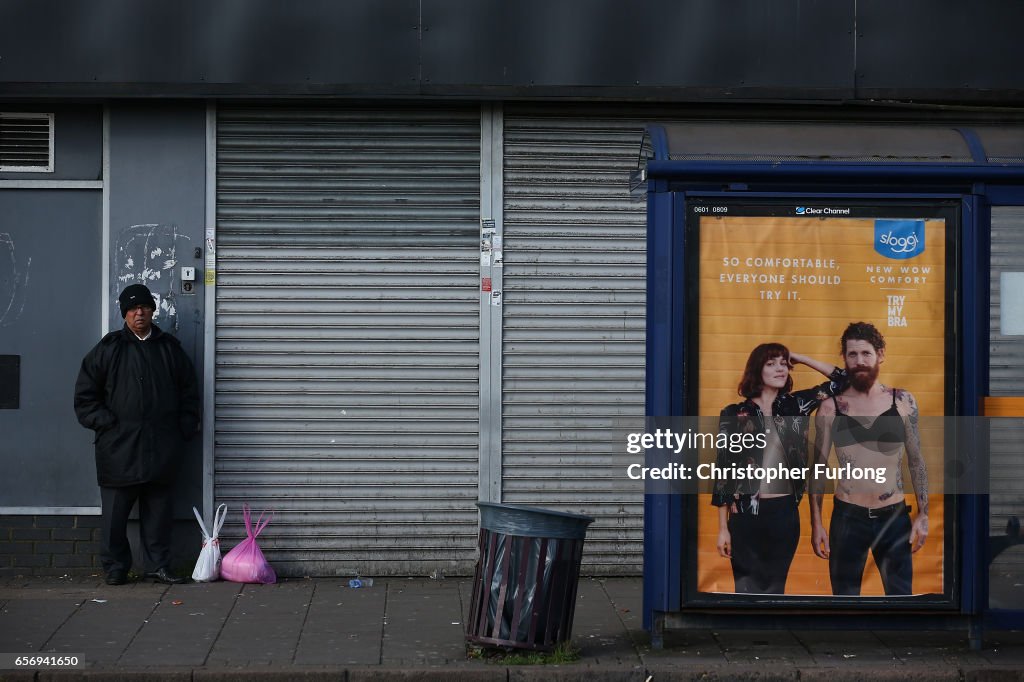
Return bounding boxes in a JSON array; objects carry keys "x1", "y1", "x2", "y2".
[{"x1": 107, "y1": 102, "x2": 208, "y2": 517}]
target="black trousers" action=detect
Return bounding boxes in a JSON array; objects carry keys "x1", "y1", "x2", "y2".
[
  {"x1": 99, "y1": 482, "x2": 174, "y2": 574},
  {"x1": 727, "y1": 495, "x2": 800, "y2": 594},
  {"x1": 828, "y1": 498, "x2": 913, "y2": 596}
]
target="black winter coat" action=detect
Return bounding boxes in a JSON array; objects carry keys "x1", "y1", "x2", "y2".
[{"x1": 74, "y1": 324, "x2": 201, "y2": 487}]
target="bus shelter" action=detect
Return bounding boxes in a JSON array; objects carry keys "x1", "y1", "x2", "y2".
[{"x1": 639, "y1": 121, "x2": 1024, "y2": 648}]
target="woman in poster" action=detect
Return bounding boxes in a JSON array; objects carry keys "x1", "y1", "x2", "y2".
[{"x1": 713, "y1": 344, "x2": 847, "y2": 594}]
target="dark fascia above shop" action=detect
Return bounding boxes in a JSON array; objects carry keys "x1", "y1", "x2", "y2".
[{"x1": 1, "y1": 0, "x2": 1023, "y2": 104}]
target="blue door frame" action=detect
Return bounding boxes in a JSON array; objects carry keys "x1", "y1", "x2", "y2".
[{"x1": 642, "y1": 130, "x2": 1024, "y2": 637}]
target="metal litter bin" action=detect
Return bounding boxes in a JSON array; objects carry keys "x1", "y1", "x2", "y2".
[{"x1": 466, "y1": 502, "x2": 594, "y2": 651}]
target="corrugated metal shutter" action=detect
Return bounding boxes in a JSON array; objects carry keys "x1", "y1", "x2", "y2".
[
  {"x1": 215, "y1": 106, "x2": 480, "y2": 577},
  {"x1": 991, "y1": 207, "x2": 1024, "y2": 396},
  {"x1": 501, "y1": 105, "x2": 666, "y2": 575},
  {"x1": 989, "y1": 206, "x2": 1024, "y2": 581}
]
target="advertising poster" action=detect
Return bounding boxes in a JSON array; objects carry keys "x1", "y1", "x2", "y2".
[{"x1": 691, "y1": 200, "x2": 951, "y2": 598}]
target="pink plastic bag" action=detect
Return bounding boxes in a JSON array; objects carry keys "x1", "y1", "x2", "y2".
[{"x1": 220, "y1": 505, "x2": 277, "y2": 584}]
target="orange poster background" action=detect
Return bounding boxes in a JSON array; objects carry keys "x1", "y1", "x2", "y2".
[{"x1": 696, "y1": 214, "x2": 946, "y2": 596}]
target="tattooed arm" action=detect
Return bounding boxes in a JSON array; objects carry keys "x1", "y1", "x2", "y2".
[
  {"x1": 789, "y1": 352, "x2": 841, "y2": 379},
  {"x1": 717, "y1": 505, "x2": 732, "y2": 558},
  {"x1": 898, "y1": 389, "x2": 929, "y2": 552},
  {"x1": 809, "y1": 397, "x2": 836, "y2": 559}
]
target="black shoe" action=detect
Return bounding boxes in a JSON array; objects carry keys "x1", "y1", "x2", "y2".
[
  {"x1": 144, "y1": 568, "x2": 186, "y2": 584},
  {"x1": 105, "y1": 570, "x2": 127, "y2": 585}
]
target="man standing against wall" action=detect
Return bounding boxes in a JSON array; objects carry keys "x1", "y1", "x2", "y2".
[
  {"x1": 809, "y1": 321, "x2": 928, "y2": 596},
  {"x1": 74, "y1": 284, "x2": 200, "y2": 585}
]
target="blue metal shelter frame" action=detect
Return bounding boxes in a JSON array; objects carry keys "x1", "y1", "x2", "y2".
[{"x1": 641, "y1": 121, "x2": 1024, "y2": 649}]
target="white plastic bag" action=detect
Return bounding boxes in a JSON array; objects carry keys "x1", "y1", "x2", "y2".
[{"x1": 191, "y1": 504, "x2": 227, "y2": 582}]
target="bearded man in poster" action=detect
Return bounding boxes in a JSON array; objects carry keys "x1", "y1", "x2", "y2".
[{"x1": 809, "y1": 321, "x2": 928, "y2": 596}]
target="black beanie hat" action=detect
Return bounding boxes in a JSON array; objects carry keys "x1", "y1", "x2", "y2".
[{"x1": 119, "y1": 284, "x2": 156, "y2": 317}]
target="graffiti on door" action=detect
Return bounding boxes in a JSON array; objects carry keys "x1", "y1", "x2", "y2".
[
  {"x1": 113, "y1": 224, "x2": 192, "y2": 332},
  {"x1": 0, "y1": 232, "x2": 31, "y2": 328}
]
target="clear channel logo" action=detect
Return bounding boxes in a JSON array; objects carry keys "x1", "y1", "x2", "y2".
[
  {"x1": 874, "y1": 219, "x2": 925, "y2": 260},
  {"x1": 795, "y1": 206, "x2": 851, "y2": 216}
]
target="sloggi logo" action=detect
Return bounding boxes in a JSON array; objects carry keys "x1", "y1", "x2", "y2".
[
  {"x1": 874, "y1": 219, "x2": 925, "y2": 260},
  {"x1": 878, "y1": 232, "x2": 919, "y2": 253}
]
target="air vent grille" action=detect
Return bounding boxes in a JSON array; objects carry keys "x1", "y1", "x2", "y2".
[{"x1": 0, "y1": 113, "x2": 54, "y2": 172}]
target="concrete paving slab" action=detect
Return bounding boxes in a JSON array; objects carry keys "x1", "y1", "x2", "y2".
[
  {"x1": 603, "y1": 587, "x2": 643, "y2": 652},
  {"x1": 205, "y1": 580, "x2": 314, "y2": 667},
  {"x1": 60, "y1": 580, "x2": 168, "y2": 601},
  {"x1": 790, "y1": 629, "x2": 899, "y2": 665},
  {"x1": 570, "y1": 579, "x2": 641, "y2": 665},
  {"x1": 596, "y1": 578, "x2": 642, "y2": 627},
  {"x1": 0, "y1": 670, "x2": 34, "y2": 682},
  {"x1": 42, "y1": 594, "x2": 162, "y2": 666},
  {"x1": 642, "y1": 628, "x2": 726, "y2": 665},
  {"x1": 382, "y1": 579, "x2": 468, "y2": 666},
  {"x1": 978, "y1": 647, "x2": 1024, "y2": 665},
  {"x1": 0, "y1": 585, "x2": 72, "y2": 601},
  {"x1": 875, "y1": 628, "x2": 988, "y2": 666},
  {"x1": 978, "y1": 631, "x2": 1024, "y2": 666},
  {"x1": 0, "y1": 579, "x2": 159, "y2": 610},
  {"x1": 118, "y1": 581, "x2": 243, "y2": 666},
  {"x1": 0, "y1": 598, "x2": 82, "y2": 652},
  {"x1": 294, "y1": 579, "x2": 386, "y2": 665},
  {"x1": 713, "y1": 629, "x2": 815, "y2": 665},
  {"x1": 457, "y1": 578, "x2": 474, "y2": 628}
]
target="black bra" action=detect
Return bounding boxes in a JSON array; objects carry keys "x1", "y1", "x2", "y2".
[{"x1": 831, "y1": 392, "x2": 906, "y2": 447}]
